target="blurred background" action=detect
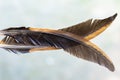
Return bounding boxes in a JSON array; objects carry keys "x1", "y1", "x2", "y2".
[{"x1": 0, "y1": 0, "x2": 120, "y2": 80}]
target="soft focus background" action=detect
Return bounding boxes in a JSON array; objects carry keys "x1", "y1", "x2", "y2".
[{"x1": 0, "y1": 0, "x2": 120, "y2": 80}]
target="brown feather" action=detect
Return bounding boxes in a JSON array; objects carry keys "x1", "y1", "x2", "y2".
[
  {"x1": 60, "y1": 13, "x2": 117, "y2": 40},
  {"x1": 0, "y1": 28, "x2": 115, "y2": 71},
  {"x1": 64, "y1": 40, "x2": 114, "y2": 71}
]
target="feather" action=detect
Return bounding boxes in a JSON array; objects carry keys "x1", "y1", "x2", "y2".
[
  {"x1": 64, "y1": 40, "x2": 114, "y2": 71},
  {"x1": 0, "y1": 28, "x2": 115, "y2": 71},
  {"x1": 60, "y1": 13, "x2": 117, "y2": 40}
]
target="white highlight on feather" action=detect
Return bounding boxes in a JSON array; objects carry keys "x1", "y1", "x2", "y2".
[
  {"x1": 0, "y1": 31, "x2": 18, "y2": 35},
  {"x1": 0, "y1": 44, "x2": 45, "y2": 49}
]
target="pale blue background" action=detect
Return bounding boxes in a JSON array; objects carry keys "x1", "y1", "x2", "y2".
[{"x1": 0, "y1": 0, "x2": 120, "y2": 80}]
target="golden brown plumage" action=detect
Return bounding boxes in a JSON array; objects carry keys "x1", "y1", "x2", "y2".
[{"x1": 0, "y1": 13, "x2": 117, "y2": 71}]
